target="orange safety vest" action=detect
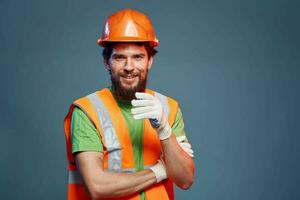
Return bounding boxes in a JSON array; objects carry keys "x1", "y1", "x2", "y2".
[{"x1": 64, "y1": 88, "x2": 178, "y2": 200}]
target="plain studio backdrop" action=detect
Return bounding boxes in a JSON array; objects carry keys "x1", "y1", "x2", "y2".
[{"x1": 0, "y1": 0, "x2": 299, "y2": 199}]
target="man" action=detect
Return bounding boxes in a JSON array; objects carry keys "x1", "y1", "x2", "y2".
[{"x1": 64, "y1": 9, "x2": 195, "y2": 200}]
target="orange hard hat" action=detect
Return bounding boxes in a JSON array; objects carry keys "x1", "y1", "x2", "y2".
[{"x1": 97, "y1": 9, "x2": 159, "y2": 47}]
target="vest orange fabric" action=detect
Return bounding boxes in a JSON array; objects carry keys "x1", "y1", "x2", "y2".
[{"x1": 64, "y1": 88, "x2": 178, "y2": 200}]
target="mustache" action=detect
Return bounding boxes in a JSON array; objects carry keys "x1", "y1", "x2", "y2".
[{"x1": 119, "y1": 71, "x2": 140, "y2": 77}]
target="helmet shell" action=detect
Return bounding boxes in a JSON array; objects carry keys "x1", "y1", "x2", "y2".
[{"x1": 97, "y1": 9, "x2": 159, "y2": 47}]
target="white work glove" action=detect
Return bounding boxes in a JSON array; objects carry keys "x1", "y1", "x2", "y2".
[
  {"x1": 176, "y1": 136, "x2": 194, "y2": 157},
  {"x1": 149, "y1": 159, "x2": 167, "y2": 183},
  {"x1": 131, "y1": 92, "x2": 172, "y2": 140}
]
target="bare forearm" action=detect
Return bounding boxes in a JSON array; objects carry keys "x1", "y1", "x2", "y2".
[
  {"x1": 161, "y1": 134, "x2": 195, "y2": 189},
  {"x1": 75, "y1": 152, "x2": 157, "y2": 200},
  {"x1": 91, "y1": 169, "x2": 156, "y2": 199}
]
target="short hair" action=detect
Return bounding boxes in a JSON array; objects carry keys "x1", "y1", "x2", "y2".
[{"x1": 102, "y1": 42, "x2": 158, "y2": 62}]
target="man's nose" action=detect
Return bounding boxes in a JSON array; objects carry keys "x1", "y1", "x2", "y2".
[{"x1": 124, "y1": 58, "x2": 134, "y2": 71}]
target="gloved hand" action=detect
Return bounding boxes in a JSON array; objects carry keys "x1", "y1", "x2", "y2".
[
  {"x1": 149, "y1": 159, "x2": 167, "y2": 183},
  {"x1": 176, "y1": 136, "x2": 194, "y2": 157},
  {"x1": 131, "y1": 92, "x2": 172, "y2": 140}
]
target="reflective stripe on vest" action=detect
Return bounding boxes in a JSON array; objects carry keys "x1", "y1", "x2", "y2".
[
  {"x1": 154, "y1": 91, "x2": 170, "y2": 117},
  {"x1": 69, "y1": 170, "x2": 83, "y2": 184},
  {"x1": 87, "y1": 92, "x2": 122, "y2": 172}
]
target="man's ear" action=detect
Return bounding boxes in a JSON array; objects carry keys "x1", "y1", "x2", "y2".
[
  {"x1": 103, "y1": 58, "x2": 110, "y2": 71},
  {"x1": 147, "y1": 56, "x2": 153, "y2": 70}
]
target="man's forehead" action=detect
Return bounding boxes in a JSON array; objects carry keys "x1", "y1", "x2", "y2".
[{"x1": 111, "y1": 43, "x2": 147, "y2": 54}]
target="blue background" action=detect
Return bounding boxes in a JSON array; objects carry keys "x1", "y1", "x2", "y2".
[{"x1": 1, "y1": 0, "x2": 299, "y2": 199}]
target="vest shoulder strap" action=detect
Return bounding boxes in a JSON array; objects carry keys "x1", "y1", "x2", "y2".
[
  {"x1": 73, "y1": 95, "x2": 105, "y2": 142},
  {"x1": 94, "y1": 88, "x2": 135, "y2": 170}
]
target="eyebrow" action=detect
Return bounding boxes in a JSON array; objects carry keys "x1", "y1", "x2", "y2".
[
  {"x1": 112, "y1": 53, "x2": 146, "y2": 58},
  {"x1": 133, "y1": 53, "x2": 146, "y2": 57},
  {"x1": 112, "y1": 54, "x2": 126, "y2": 58}
]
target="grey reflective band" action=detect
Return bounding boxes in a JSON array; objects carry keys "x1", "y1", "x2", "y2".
[
  {"x1": 144, "y1": 165, "x2": 154, "y2": 170},
  {"x1": 154, "y1": 92, "x2": 170, "y2": 116},
  {"x1": 87, "y1": 92, "x2": 122, "y2": 172},
  {"x1": 69, "y1": 170, "x2": 83, "y2": 184}
]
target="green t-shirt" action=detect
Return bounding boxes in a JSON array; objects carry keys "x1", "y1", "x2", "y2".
[{"x1": 70, "y1": 91, "x2": 187, "y2": 199}]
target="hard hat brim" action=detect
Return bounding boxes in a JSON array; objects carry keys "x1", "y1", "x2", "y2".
[{"x1": 98, "y1": 38, "x2": 159, "y2": 47}]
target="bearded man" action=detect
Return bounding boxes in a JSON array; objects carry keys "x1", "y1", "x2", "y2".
[{"x1": 64, "y1": 9, "x2": 195, "y2": 200}]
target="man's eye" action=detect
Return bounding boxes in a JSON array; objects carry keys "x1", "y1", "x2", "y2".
[
  {"x1": 113, "y1": 56, "x2": 125, "y2": 61},
  {"x1": 134, "y1": 55, "x2": 144, "y2": 60}
]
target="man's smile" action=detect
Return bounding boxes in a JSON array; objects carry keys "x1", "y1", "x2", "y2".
[{"x1": 119, "y1": 72, "x2": 140, "y2": 83}]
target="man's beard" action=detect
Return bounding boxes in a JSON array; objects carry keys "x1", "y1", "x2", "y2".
[{"x1": 110, "y1": 70, "x2": 147, "y2": 101}]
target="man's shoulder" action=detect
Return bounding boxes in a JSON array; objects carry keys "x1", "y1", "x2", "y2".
[{"x1": 72, "y1": 88, "x2": 108, "y2": 103}]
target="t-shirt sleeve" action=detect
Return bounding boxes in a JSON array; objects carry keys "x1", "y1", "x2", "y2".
[
  {"x1": 171, "y1": 107, "x2": 189, "y2": 142},
  {"x1": 71, "y1": 107, "x2": 103, "y2": 154}
]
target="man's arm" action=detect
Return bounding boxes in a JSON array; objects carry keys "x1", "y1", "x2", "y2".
[
  {"x1": 75, "y1": 151, "x2": 156, "y2": 200},
  {"x1": 160, "y1": 107, "x2": 195, "y2": 189},
  {"x1": 131, "y1": 93, "x2": 195, "y2": 190},
  {"x1": 160, "y1": 134, "x2": 195, "y2": 189}
]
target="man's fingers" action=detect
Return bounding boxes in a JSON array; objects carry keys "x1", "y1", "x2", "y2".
[
  {"x1": 133, "y1": 111, "x2": 157, "y2": 120},
  {"x1": 187, "y1": 152, "x2": 194, "y2": 157},
  {"x1": 131, "y1": 99, "x2": 154, "y2": 107},
  {"x1": 182, "y1": 147, "x2": 194, "y2": 157},
  {"x1": 176, "y1": 136, "x2": 187, "y2": 143},
  {"x1": 179, "y1": 142, "x2": 192, "y2": 149},
  {"x1": 178, "y1": 141, "x2": 194, "y2": 157},
  {"x1": 131, "y1": 106, "x2": 153, "y2": 115},
  {"x1": 185, "y1": 148, "x2": 194, "y2": 154},
  {"x1": 135, "y1": 92, "x2": 154, "y2": 100},
  {"x1": 179, "y1": 143, "x2": 193, "y2": 153}
]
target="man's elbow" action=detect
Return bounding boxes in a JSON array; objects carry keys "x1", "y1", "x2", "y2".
[
  {"x1": 176, "y1": 176, "x2": 194, "y2": 190},
  {"x1": 174, "y1": 165, "x2": 195, "y2": 190},
  {"x1": 179, "y1": 178, "x2": 194, "y2": 190},
  {"x1": 87, "y1": 185, "x2": 101, "y2": 200},
  {"x1": 90, "y1": 191, "x2": 100, "y2": 200},
  {"x1": 86, "y1": 183, "x2": 109, "y2": 200}
]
